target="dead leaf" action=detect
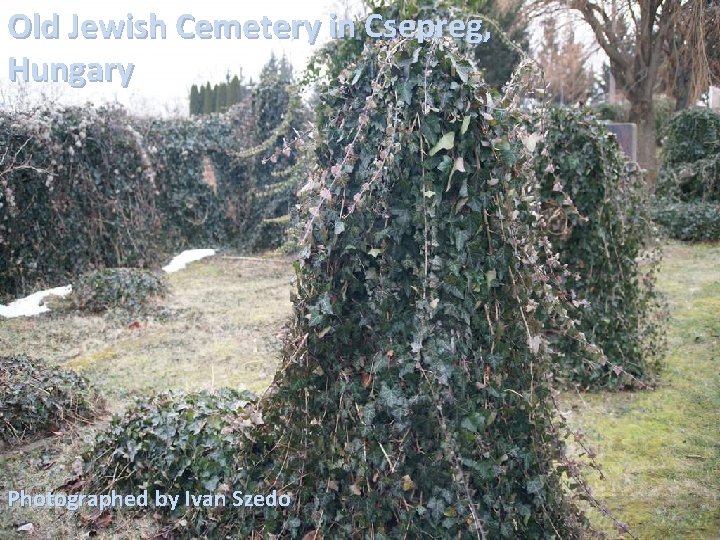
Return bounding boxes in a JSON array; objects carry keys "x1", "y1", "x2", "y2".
[
  {"x1": 93, "y1": 511, "x2": 113, "y2": 530},
  {"x1": 128, "y1": 321, "x2": 142, "y2": 330},
  {"x1": 56, "y1": 476, "x2": 84, "y2": 494},
  {"x1": 361, "y1": 372, "x2": 372, "y2": 389},
  {"x1": 401, "y1": 475, "x2": 415, "y2": 492},
  {"x1": 302, "y1": 530, "x2": 324, "y2": 540},
  {"x1": 16, "y1": 523, "x2": 34, "y2": 533},
  {"x1": 349, "y1": 484, "x2": 362, "y2": 496},
  {"x1": 327, "y1": 480, "x2": 339, "y2": 491}
]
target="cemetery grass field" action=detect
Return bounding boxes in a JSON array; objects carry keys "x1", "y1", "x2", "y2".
[{"x1": 0, "y1": 243, "x2": 718, "y2": 539}]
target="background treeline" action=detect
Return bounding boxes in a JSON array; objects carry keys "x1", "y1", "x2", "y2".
[
  {"x1": 188, "y1": 54, "x2": 294, "y2": 116},
  {"x1": 0, "y1": 54, "x2": 308, "y2": 302}
]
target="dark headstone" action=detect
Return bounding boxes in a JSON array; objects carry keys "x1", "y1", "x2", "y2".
[{"x1": 607, "y1": 122, "x2": 637, "y2": 162}]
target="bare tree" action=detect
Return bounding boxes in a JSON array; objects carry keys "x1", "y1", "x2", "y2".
[
  {"x1": 532, "y1": 0, "x2": 685, "y2": 180},
  {"x1": 536, "y1": 18, "x2": 594, "y2": 104},
  {"x1": 662, "y1": 0, "x2": 715, "y2": 111}
]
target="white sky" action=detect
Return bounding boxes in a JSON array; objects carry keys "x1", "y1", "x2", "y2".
[
  {"x1": 0, "y1": 0, "x2": 359, "y2": 114},
  {"x1": 0, "y1": 1, "x2": 608, "y2": 114}
]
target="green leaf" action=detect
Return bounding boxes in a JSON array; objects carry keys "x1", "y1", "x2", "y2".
[
  {"x1": 429, "y1": 132, "x2": 455, "y2": 157},
  {"x1": 461, "y1": 115, "x2": 471, "y2": 135}
]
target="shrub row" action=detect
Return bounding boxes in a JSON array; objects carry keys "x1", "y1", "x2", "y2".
[
  {"x1": 652, "y1": 200, "x2": 720, "y2": 241},
  {"x1": 0, "y1": 100, "x2": 303, "y2": 303}
]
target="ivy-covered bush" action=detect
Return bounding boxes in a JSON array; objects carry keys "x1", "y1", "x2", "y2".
[
  {"x1": 0, "y1": 355, "x2": 99, "y2": 446},
  {"x1": 63, "y1": 268, "x2": 167, "y2": 313},
  {"x1": 233, "y1": 38, "x2": 591, "y2": 537},
  {"x1": 662, "y1": 107, "x2": 720, "y2": 174},
  {"x1": 655, "y1": 107, "x2": 720, "y2": 240},
  {"x1": 0, "y1": 90, "x2": 308, "y2": 303},
  {"x1": 535, "y1": 107, "x2": 665, "y2": 388},
  {"x1": 0, "y1": 105, "x2": 161, "y2": 302},
  {"x1": 652, "y1": 201, "x2": 720, "y2": 241},
  {"x1": 84, "y1": 389, "x2": 259, "y2": 536}
]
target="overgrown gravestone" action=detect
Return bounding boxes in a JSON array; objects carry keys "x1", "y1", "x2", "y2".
[
  {"x1": 606, "y1": 122, "x2": 637, "y2": 162},
  {"x1": 239, "y1": 39, "x2": 588, "y2": 538},
  {"x1": 535, "y1": 108, "x2": 665, "y2": 388}
]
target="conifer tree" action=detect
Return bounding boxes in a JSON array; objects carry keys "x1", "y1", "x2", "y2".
[{"x1": 189, "y1": 84, "x2": 200, "y2": 116}]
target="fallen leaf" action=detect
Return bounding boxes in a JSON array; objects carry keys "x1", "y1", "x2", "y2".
[
  {"x1": 402, "y1": 475, "x2": 415, "y2": 492},
  {"x1": 56, "y1": 476, "x2": 84, "y2": 494},
  {"x1": 16, "y1": 523, "x2": 34, "y2": 533}
]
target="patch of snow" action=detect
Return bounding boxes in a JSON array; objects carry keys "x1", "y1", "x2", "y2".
[
  {"x1": 0, "y1": 285, "x2": 72, "y2": 319},
  {"x1": 162, "y1": 249, "x2": 216, "y2": 273}
]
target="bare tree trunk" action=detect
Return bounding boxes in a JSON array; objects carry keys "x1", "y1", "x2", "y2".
[{"x1": 629, "y1": 98, "x2": 658, "y2": 187}]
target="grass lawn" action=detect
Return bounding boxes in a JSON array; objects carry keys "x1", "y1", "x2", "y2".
[
  {"x1": 566, "y1": 242, "x2": 720, "y2": 538},
  {"x1": 0, "y1": 243, "x2": 718, "y2": 538}
]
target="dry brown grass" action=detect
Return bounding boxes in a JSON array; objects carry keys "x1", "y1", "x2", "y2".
[{"x1": 0, "y1": 252, "x2": 294, "y2": 538}]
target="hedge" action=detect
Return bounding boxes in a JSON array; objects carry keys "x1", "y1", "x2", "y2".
[
  {"x1": 0, "y1": 96, "x2": 306, "y2": 302},
  {"x1": 656, "y1": 107, "x2": 720, "y2": 240},
  {"x1": 652, "y1": 200, "x2": 720, "y2": 241},
  {"x1": 535, "y1": 107, "x2": 665, "y2": 388}
]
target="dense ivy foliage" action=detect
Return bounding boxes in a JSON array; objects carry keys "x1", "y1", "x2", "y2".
[
  {"x1": 652, "y1": 201, "x2": 720, "y2": 241},
  {"x1": 62, "y1": 268, "x2": 167, "y2": 313},
  {"x1": 656, "y1": 107, "x2": 720, "y2": 240},
  {"x1": 0, "y1": 94, "x2": 306, "y2": 302},
  {"x1": 535, "y1": 107, "x2": 665, "y2": 388},
  {"x1": 0, "y1": 105, "x2": 161, "y2": 302},
  {"x1": 84, "y1": 389, "x2": 259, "y2": 536},
  {"x1": 231, "y1": 39, "x2": 590, "y2": 538},
  {"x1": 84, "y1": 35, "x2": 609, "y2": 538},
  {"x1": 658, "y1": 107, "x2": 720, "y2": 202},
  {"x1": 0, "y1": 355, "x2": 98, "y2": 446}
]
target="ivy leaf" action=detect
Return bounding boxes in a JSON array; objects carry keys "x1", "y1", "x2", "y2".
[
  {"x1": 448, "y1": 52, "x2": 471, "y2": 83},
  {"x1": 445, "y1": 157, "x2": 466, "y2": 192},
  {"x1": 461, "y1": 115, "x2": 471, "y2": 135},
  {"x1": 429, "y1": 132, "x2": 455, "y2": 157},
  {"x1": 368, "y1": 248, "x2": 382, "y2": 258},
  {"x1": 334, "y1": 221, "x2": 346, "y2": 235},
  {"x1": 526, "y1": 476, "x2": 544, "y2": 495}
]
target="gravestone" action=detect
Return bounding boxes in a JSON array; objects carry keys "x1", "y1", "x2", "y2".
[{"x1": 607, "y1": 122, "x2": 637, "y2": 162}]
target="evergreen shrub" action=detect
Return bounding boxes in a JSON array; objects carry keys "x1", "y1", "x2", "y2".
[
  {"x1": 1, "y1": 355, "x2": 98, "y2": 446},
  {"x1": 535, "y1": 107, "x2": 665, "y2": 388}
]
